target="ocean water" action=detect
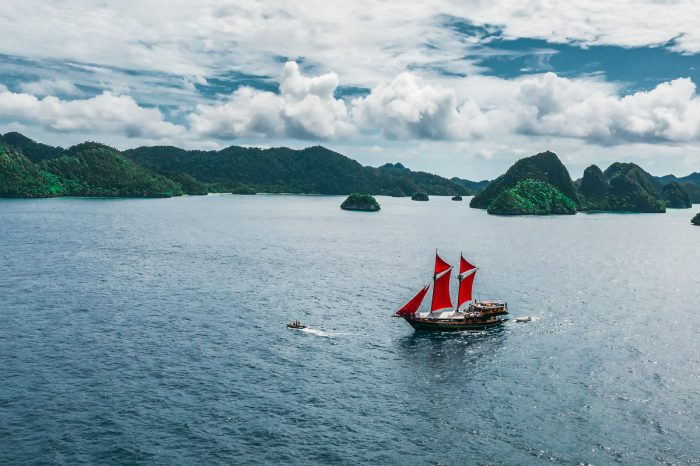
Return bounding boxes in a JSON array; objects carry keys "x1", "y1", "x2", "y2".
[{"x1": 1, "y1": 194, "x2": 700, "y2": 465}]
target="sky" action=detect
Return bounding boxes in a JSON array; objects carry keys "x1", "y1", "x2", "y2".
[{"x1": 1, "y1": 0, "x2": 700, "y2": 180}]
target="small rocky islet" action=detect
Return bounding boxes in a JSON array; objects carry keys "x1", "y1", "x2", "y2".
[
  {"x1": 411, "y1": 192, "x2": 429, "y2": 201},
  {"x1": 340, "y1": 193, "x2": 380, "y2": 211}
]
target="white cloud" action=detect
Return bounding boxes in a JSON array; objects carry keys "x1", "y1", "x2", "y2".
[
  {"x1": 0, "y1": 89, "x2": 185, "y2": 139},
  {"x1": 1, "y1": 0, "x2": 699, "y2": 99},
  {"x1": 351, "y1": 70, "x2": 700, "y2": 146},
  {"x1": 4, "y1": 63, "x2": 700, "y2": 149},
  {"x1": 351, "y1": 72, "x2": 506, "y2": 141},
  {"x1": 188, "y1": 62, "x2": 355, "y2": 140},
  {"x1": 514, "y1": 73, "x2": 700, "y2": 145},
  {"x1": 352, "y1": 73, "x2": 461, "y2": 140},
  {"x1": 19, "y1": 79, "x2": 82, "y2": 96}
]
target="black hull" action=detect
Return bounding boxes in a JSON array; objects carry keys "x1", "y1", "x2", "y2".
[{"x1": 404, "y1": 317, "x2": 506, "y2": 332}]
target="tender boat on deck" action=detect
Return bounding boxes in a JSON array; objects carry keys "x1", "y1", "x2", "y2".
[{"x1": 394, "y1": 251, "x2": 509, "y2": 332}]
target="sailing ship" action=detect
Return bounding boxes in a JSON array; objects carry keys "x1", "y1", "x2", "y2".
[{"x1": 394, "y1": 251, "x2": 508, "y2": 331}]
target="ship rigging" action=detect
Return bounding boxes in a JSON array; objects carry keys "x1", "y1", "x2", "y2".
[{"x1": 394, "y1": 251, "x2": 508, "y2": 331}]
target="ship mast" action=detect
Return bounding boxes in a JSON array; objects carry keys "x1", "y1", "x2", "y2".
[
  {"x1": 431, "y1": 250, "x2": 453, "y2": 316},
  {"x1": 457, "y1": 254, "x2": 477, "y2": 311},
  {"x1": 430, "y1": 249, "x2": 437, "y2": 317},
  {"x1": 456, "y1": 251, "x2": 463, "y2": 312}
]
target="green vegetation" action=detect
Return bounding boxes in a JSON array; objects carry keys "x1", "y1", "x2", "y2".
[
  {"x1": 693, "y1": 212, "x2": 700, "y2": 225},
  {"x1": 578, "y1": 165, "x2": 608, "y2": 201},
  {"x1": 578, "y1": 165, "x2": 666, "y2": 213},
  {"x1": 232, "y1": 186, "x2": 256, "y2": 195},
  {"x1": 451, "y1": 177, "x2": 490, "y2": 194},
  {"x1": 603, "y1": 162, "x2": 663, "y2": 196},
  {"x1": 470, "y1": 151, "x2": 579, "y2": 209},
  {"x1": 452, "y1": 195, "x2": 462, "y2": 201},
  {"x1": 473, "y1": 154, "x2": 667, "y2": 215},
  {"x1": 681, "y1": 182, "x2": 700, "y2": 204},
  {"x1": 487, "y1": 180, "x2": 576, "y2": 215},
  {"x1": 605, "y1": 173, "x2": 666, "y2": 212},
  {"x1": 658, "y1": 172, "x2": 700, "y2": 187},
  {"x1": 39, "y1": 144, "x2": 183, "y2": 197},
  {"x1": 340, "y1": 193, "x2": 380, "y2": 211},
  {"x1": 0, "y1": 143, "x2": 64, "y2": 197},
  {"x1": 390, "y1": 187, "x2": 406, "y2": 197},
  {"x1": 126, "y1": 146, "x2": 471, "y2": 197},
  {"x1": 1, "y1": 132, "x2": 693, "y2": 213},
  {"x1": 0, "y1": 132, "x2": 63, "y2": 163},
  {"x1": 1, "y1": 133, "x2": 478, "y2": 199},
  {"x1": 156, "y1": 171, "x2": 207, "y2": 195},
  {"x1": 377, "y1": 162, "x2": 410, "y2": 173},
  {"x1": 662, "y1": 181, "x2": 692, "y2": 208}
]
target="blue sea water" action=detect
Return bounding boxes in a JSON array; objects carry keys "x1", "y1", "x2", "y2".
[{"x1": 1, "y1": 194, "x2": 700, "y2": 465}]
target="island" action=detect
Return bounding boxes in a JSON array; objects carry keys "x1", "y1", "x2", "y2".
[
  {"x1": 470, "y1": 150, "x2": 669, "y2": 215},
  {"x1": 662, "y1": 181, "x2": 692, "y2": 208},
  {"x1": 693, "y1": 212, "x2": 700, "y2": 225},
  {"x1": 412, "y1": 192, "x2": 429, "y2": 201},
  {"x1": 452, "y1": 195, "x2": 462, "y2": 201},
  {"x1": 578, "y1": 164, "x2": 665, "y2": 213},
  {"x1": 340, "y1": 193, "x2": 380, "y2": 211},
  {"x1": 681, "y1": 182, "x2": 700, "y2": 204},
  {"x1": 471, "y1": 150, "x2": 580, "y2": 212},
  {"x1": 487, "y1": 180, "x2": 576, "y2": 215}
]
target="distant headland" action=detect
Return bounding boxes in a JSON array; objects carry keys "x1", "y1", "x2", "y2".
[{"x1": 0, "y1": 132, "x2": 471, "y2": 199}]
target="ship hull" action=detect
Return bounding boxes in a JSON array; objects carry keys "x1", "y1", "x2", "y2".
[{"x1": 404, "y1": 317, "x2": 506, "y2": 332}]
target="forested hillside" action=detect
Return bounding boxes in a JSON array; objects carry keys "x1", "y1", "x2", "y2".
[
  {"x1": 126, "y1": 145, "x2": 471, "y2": 196},
  {"x1": 0, "y1": 133, "x2": 476, "y2": 198}
]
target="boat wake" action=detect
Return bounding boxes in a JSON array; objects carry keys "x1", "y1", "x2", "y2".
[
  {"x1": 299, "y1": 328, "x2": 359, "y2": 338},
  {"x1": 300, "y1": 327, "x2": 333, "y2": 338}
]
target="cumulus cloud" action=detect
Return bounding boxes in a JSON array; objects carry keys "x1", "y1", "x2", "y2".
[
  {"x1": 188, "y1": 62, "x2": 355, "y2": 140},
  {"x1": 19, "y1": 79, "x2": 82, "y2": 96},
  {"x1": 514, "y1": 73, "x2": 700, "y2": 145},
  {"x1": 351, "y1": 70, "x2": 700, "y2": 146},
  {"x1": 352, "y1": 73, "x2": 460, "y2": 140},
  {"x1": 0, "y1": 88, "x2": 185, "y2": 139},
  {"x1": 3, "y1": 62, "x2": 700, "y2": 149},
  {"x1": 351, "y1": 72, "x2": 502, "y2": 141}
]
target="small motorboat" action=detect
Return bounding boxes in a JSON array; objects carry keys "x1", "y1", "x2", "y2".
[
  {"x1": 287, "y1": 322, "x2": 307, "y2": 329},
  {"x1": 515, "y1": 316, "x2": 532, "y2": 323}
]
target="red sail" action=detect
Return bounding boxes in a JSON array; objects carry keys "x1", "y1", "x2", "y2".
[
  {"x1": 458, "y1": 271, "x2": 476, "y2": 308},
  {"x1": 431, "y1": 269, "x2": 453, "y2": 311},
  {"x1": 396, "y1": 286, "x2": 429, "y2": 316},
  {"x1": 435, "y1": 253, "x2": 451, "y2": 275},
  {"x1": 460, "y1": 255, "x2": 476, "y2": 274}
]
